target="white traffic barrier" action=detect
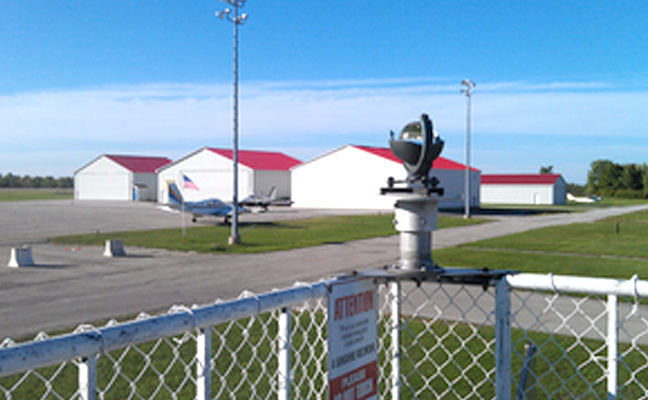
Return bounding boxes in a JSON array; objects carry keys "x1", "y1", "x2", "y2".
[
  {"x1": 103, "y1": 240, "x2": 126, "y2": 257},
  {"x1": 8, "y1": 246, "x2": 35, "y2": 268}
]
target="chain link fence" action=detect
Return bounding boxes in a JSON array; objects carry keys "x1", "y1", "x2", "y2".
[
  {"x1": 508, "y1": 274, "x2": 648, "y2": 399},
  {"x1": 1, "y1": 271, "x2": 648, "y2": 399}
]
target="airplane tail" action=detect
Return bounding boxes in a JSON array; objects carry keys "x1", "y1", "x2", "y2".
[
  {"x1": 268, "y1": 186, "x2": 277, "y2": 200},
  {"x1": 166, "y1": 181, "x2": 184, "y2": 205}
]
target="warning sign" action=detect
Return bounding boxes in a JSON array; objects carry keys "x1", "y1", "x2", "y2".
[{"x1": 327, "y1": 279, "x2": 378, "y2": 400}]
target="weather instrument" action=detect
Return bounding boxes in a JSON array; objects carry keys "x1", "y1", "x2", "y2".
[
  {"x1": 381, "y1": 113, "x2": 445, "y2": 270},
  {"x1": 382, "y1": 113, "x2": 445, "y2": 195}
]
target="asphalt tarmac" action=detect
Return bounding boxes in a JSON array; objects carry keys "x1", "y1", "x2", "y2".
[{"x1": 1, "y1": 200, "x2": 647, "y2": 339}]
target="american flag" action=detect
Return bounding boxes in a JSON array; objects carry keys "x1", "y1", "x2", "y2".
[{"x1": 182, "y1": 174, "x2": 199, "y2": 190}]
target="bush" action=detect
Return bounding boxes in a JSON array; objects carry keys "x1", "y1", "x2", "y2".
[{"x1": 613, "y1": 189, "x2": 646, "y2": 199}]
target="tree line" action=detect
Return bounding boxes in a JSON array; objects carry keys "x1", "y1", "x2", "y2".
[
  {"x1": 0, "y1": 173, "x2": 73, "y2": 189},
  {"x1": 586, "y1": 159, "x2": 648, "y2": 198}
]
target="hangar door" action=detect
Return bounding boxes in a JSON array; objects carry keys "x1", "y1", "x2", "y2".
[{"x1": 76, "y1": 172, "x2": 131, "y2": 200}]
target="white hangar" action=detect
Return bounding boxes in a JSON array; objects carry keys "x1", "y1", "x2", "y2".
[
  {"x1": 291, "y1": 145, "x2": 481, "y2": 210},
  {"x1": 74, "y1": 155, "x2": 171, "y2": 201},
  {"x1": 480, "y1": 174, "x2": 567, "y2": 205},
  {"x1": 157, "y1": 147, "x2": 301, "y2": 204}
]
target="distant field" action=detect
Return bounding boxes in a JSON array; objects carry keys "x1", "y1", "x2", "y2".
[{"x1": 0, "y1": 188, "x2": 73, "y2": 201}]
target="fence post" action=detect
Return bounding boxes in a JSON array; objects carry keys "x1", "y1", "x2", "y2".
[
  {"x1": 78, "y1": 356, "x2": 97, "y2": 400},
  {"x1": 496, "y1": 277, "x2": 512, "y2": 400},
  {"x1": 196, "y1": 328, "x2": 212, "y2": 400},
  {"x1": 278, "y1": 307, "x2": 291, "y2": 400},
  {"x1": 607, "y1": 294, "x2": 618, "y2": 400},
  {"x1": 390, "y1": 281, "x2": 402, "y2": 400}
]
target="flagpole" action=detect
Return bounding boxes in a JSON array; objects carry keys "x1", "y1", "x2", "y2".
[
  {"x1": 179, "y1": 173, "x2": 187, "y2": 243},
  {"x1": 181, "y1": 197, "x2": 186, "y2": 243}
]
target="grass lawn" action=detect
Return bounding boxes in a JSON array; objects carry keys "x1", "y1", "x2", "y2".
[
  {"x1": 434, "y1": 208, "x2": 648, "y2": 279},
  {"x1": 52, "y1": 213, "x2": 487, "y2": 254},
  {"x1": 481, "y1": 197, "x2": 648, "y2": 214},
  {"x1": 0, "y1": 188, "x2": 73, "y2": 201},
  {"x1": 51, "y1": 203, "x2": 648, "y2": 278}
]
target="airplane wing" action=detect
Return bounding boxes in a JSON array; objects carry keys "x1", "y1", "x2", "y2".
[{"x1": 186, "y1": 199, "x2": 233, "y2": 216}]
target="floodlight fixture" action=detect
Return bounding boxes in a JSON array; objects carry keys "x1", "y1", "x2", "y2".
[
  {"x1": 215, "y1": 9, "x2": 231, "y2": 19},
  {"x1": 215, "y1": 1, "x2": 247, "y2": 24},
  {"x1": 461, "y1": 79, "x2": 475, "y2": 94}
]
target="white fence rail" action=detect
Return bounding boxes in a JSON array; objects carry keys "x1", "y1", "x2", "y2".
[{"x1": 1, "y1": 271, "x2": 648, "y2": 399}]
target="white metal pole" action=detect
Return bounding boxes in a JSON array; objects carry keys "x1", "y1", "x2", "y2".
[
  {"x1": 230, "y1": 2, "x2": 241, "y2": 245},
  {"x1": 461, "y1": 79, "x2": 475, "y2": 219},
  {"x1": 495, "y1": 277, "x2": 512, "y2": 400},
  {"x1": 217, "y1": 1, "x2": 247, "y2": 245},
  {"x1": 278, "y1": 307, "x2": 291, "y2": 400},
  {"x1": 180, "y1": 174, "x2": 186, "y2": 242},
  {"x1": 465, "y1": 93, "x2": 471, "y2": 218},
  {"x1": 607, "y1": 294, "x2": 618, "y2": 399},
  {"x1": 390, "y1": 281, "x2": 402, "y2": 400},
  {"x1": 196, "y1": 328, "x2": 212, "y2": 400},
  {"x1": 78, "y1": 356, "x2": 97, "y2": 400}
]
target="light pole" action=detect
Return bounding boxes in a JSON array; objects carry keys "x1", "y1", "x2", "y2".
[
  {"x1": 216, "y1": 0, "x2": 248, "y2": 245},
  {"x1": 461, "y1": 79, "x2": 475, "y2": 219}
]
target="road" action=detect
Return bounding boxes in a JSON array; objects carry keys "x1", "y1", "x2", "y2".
[{"x1": 1, "y1": 200, "x2": 647, "y2": 339}]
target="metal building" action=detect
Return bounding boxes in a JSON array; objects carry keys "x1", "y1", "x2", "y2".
[
  {"x1": 156, "y1": 147, "x2": 301, "y2": 204},
  {"x1": 480, "y1": 174, "x2": 567, "y2": 205},
  {"x1": 74, "y1": 155, "x2": 171, "y2": 201},
  {"x1": 291, "y1": 145, "x2": 480, "y2": 210}
]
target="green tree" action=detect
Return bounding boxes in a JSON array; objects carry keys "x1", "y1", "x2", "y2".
[
  {"x1": 587, "y1": 159, "x2": 621, "y2": 196},
  {"x1": 1, "y1": 173, "x2": 20, "y2": 188},
  {"x1": 620, "y1": 164, "x2": 642, "y2": 191},
  {"x1": 0, "y1": 173, "x2": 73, "y2": 188},
  {"x1": 642, "y1": 163, "x2": 648, "y2": 197},
  {"x1": 42, "y1": 176, "x2": 56, "y2": 188},
  {"x1": 566, "y1": 183, "x2": 586, "y2": 196},
  {"x1": 539, "y1": 165, "x2": 554, "y2": 174},
  {"x1": 20, "y1": 175, "x2": 35, "y2": 188},
  {"x1": 56, "y1": 177, "x2": 73, "y2": 188}
]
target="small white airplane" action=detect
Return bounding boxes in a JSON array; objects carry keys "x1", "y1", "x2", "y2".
[
  {"x1": 239, "y1": 186, "x2": 281, "y2": 212},
  {"x1": 567, "y1": 193, "x2": 601, "y2": 203},
  {"x1": 165, "y1": 181, "x2": 247, "y2": 224}
]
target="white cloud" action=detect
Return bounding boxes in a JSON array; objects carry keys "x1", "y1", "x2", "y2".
[
  {"x1": 472, "y1": 91, "x2": 648, "y2": 137},
  {"x1": 0, "y1": 78, "x2": 646, "y2": 179}
]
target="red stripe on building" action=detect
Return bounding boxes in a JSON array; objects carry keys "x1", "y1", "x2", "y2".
[
  {"x1": 207, "y1": 148, "x2": 301, "y2": 171},
  {"x1": 353, "y1": 145, "x2": 480, "y2": 172},
  {"x1": 481, "y1": 174, "x2": 562, "y2": 185}
]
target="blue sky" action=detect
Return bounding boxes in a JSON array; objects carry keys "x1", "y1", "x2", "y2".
[{"x1": 1, "y1": 1, "x2": 647, "y2": 184}]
